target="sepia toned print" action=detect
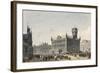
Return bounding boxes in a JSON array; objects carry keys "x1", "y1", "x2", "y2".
[{"x1": 22, "y1": 10, "x2": 91, "y2": 62}]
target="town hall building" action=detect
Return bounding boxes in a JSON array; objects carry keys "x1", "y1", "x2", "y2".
[{"x1": 51, "y1": 28, "x2": 81, "y2": 54}]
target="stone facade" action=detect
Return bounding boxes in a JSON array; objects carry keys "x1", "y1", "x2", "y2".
[
  {"x1": 80, "y1": 40, "x2": 91, "y2": 53},
  {"x1": 33, "y1": 43, "x2": 51, "y2": 55},
  {"x1": 51, "y1": 28, "x2": 80, "y2": 54},
  {"x1": 23, "y1": 26, "x2": 33, "y2": 62}
]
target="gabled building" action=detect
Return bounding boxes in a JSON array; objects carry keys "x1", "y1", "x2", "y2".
[{"x1": 80, "y1": 40, "x2": 91, "y2": 53}]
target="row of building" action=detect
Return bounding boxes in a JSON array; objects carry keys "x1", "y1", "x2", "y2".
[{"x1": 23, "y1": 26, "x2": 91, "y2": 62}]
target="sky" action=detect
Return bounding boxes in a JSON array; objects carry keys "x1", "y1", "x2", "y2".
[{"x1": 23, "y1": 10, "x2": 91, "y2": 45}]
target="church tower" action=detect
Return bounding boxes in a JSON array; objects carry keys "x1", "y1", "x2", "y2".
[
  {"x1": 27, "y1": 25, "x2": 32, "y2": 46},
  {"x1": 72, "y1": 27, "x2": 78, "y2": 39}
]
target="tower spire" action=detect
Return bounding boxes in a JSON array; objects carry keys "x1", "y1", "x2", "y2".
[
  {"x1": 72, "y1": 27, "x2": 78, "y2": 39},
  {"x1": 27, "y1": 25, "x2": 30, "y2": 33}
]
